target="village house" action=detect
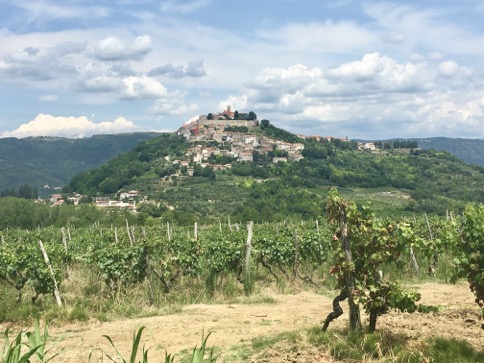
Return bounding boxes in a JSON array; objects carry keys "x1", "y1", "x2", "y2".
[
  {"x1": 239, "y1": 151, "x2": 254, "y2": 162},
  {"x1": 361, "y1": 142, "x2": 377, "y2": 151},
  {"x1": 119, "y1": 190, "x2": 140, "y2": 200},
  {"x1": 273, "y1": 157, "x2": 288, "y2": 163},
  {"x1": 95, "y1": 197, "x2": 136, "y2": 211},
  {"x1": 50, "y1": 193, "x2": 63, "y2": 204}
]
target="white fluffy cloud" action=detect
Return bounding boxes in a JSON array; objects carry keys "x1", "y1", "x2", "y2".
[
  {"x1": 121, "y1": 76, "x2": 167, "y2": 100},
  {"x1": 234, "y1": 52, "x2": 484, "y2": 138},
  {"x1": 0, "y1": 114, "x2": 136, "y2": 138}
]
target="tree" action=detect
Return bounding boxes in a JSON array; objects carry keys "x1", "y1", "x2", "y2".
[
  {"x1": 247, "y1": 111, "x2": 257, "y2": 120},
  {"x1": 233, "y1": 110, "x2": 240, "y2": 119},
  {"x1": 207, "y1": 113, "x2": 214, "y2": 120},
  {"x1": 260, "y1": 119, "x2": 270, "y2": 129},
  {"x1": 18, "y1": 184, "x2": 37, "y2": 199},
  {"x1": 202, "y1": 166, "x2": 216, "y2": 181}
]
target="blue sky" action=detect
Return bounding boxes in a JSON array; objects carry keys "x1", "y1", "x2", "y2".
[{"x1": 1, "y1": 0, "x2": 484, "y2": 139}]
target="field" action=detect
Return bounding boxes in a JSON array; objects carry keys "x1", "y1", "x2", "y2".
[
  {"x1": 5, "y1": 282, "x2": 480, "y2": 362},
  {"x1": 1, "y1": 198, "x2": 483, "y2": 362}
]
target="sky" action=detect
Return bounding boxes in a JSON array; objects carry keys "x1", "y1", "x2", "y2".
[{"x1": 1, "y1": 0, "x2": 484, "y2": 140}]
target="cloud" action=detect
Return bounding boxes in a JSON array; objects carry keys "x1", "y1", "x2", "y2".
[
  {"x1": 363, "y1": 2, "x2": 484, "y2": 58},
  {"x1": 10, "y1": 0, "x2": 111, "y2": 25},
  {"x1": 91, "y1": 35, "x2": 152, "y2": 61},
  {"x1": 0, "y1": 41, "x2": 86, "y2": 82},
  {"x1": 218, "y1": 95, "x2": 248, "y2": 112},
  {"x1": 0, "y1": 114, "x2": 136, "y2": 138},
  {"x1": 76, "y1": 61, "x2": 135, "y2": 93},
  {"x1": 327, "y1": 53, "x2": 427, "y2": 92},
  {"x1": 257, "y1": 21, "x2": 376, "y2": 54},
  {"x1": 148, "y1": 60, "x2": 206, "y2": 78},
  {"x1": 438, "y1": 60, "x2": 460, "y2": 77},
  {"x1": 226, "y1": 52, "x2": 484, "y2": 138},
  {"x1": 121, "y1": 76, "x2": 167, "y2": 100},
  {"x1": 145, "y1": 87, "x2": 198, "y2": 115},
  {"x1": 150, "y1": 100, "x2": 198, "y2": 116}
]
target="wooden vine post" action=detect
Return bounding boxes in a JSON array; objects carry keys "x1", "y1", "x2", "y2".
[
  {"x1": 293, "y1": 229, "x2": 299, "y2": 278},
  {"x1": 61, "y1": 227, "x2": 68, "y2": 254},
  {"x1": 38, "y1": 240, "x2": 63, "y2": 307},
  {"x1": 244, "y1": 221, "x2": 254, "y2": 295},
  {"x1": 126, "y1": 219, "x2": 134, "y2": 245},
  {"x1": 424, "y1": 213, "x2": 438, "y2": 275}
]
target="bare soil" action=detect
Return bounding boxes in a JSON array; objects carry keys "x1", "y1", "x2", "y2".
[{"x1": 29, "y1": 282, "x2": 484, "y2": 362}]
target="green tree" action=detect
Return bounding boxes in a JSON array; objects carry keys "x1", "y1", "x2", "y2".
[
  {"x1": 260, "y1": 119, "x2": 270, "y2": 129},
  {"x1": 247, "y1": 111, "x2": 257, "y2": 120},
  {"x1": 18, "y1": 184, "x2": 37, "y2": 199}
]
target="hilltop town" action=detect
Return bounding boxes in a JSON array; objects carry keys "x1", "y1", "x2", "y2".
[
  {"x1": 49, "y1": 107, "x2": 355, "y2": 210},
  {"x1": 176, "y1": 106, "x2": 308, "y2": 170}
]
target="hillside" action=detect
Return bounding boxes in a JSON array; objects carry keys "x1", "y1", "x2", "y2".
[
  {"x1": 417, "y1": 137, "x2": 484, "y2": 167},
  {"x1": 65, "y1": 121, "x2": 484, "y2": 223},
  {"x1": 0, "y1": 132, "x2": 159, "y2": 193}
]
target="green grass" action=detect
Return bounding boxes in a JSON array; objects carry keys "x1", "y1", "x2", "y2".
[
  {"x1": 423, "y1": 338, "x2": 484, "y2": 363},
  {"x1": 306, "y1": 326, "x2": 484, "y2": 363},
  {"x1": 339, "y1": 187, "x2": 413, "y2": 216}
]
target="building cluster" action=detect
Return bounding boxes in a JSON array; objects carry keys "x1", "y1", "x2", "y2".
[
  {"x1": 183, "y1": 135, "x2": 305, "y2": 164},
  {"x1": 47, "y1": 190, "x2": 143, "y2": 211},
  {"x1": 48, "y1": 192, "x2": 83, "y2": 206},
  {"x1": 177, "y1": 108, "x2": 305, "y2": 166}
]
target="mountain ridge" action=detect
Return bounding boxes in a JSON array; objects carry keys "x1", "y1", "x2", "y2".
[{"x1": 0, "y1": 132, "x2": 160, "y2": 193}]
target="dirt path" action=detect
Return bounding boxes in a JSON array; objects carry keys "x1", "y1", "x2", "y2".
[{"x1": 41, "y1": 282, "x2": 483, "y2": 362}]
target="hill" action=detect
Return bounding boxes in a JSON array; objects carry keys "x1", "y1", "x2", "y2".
[
  {"x1": 0, "y1": 133, "x2": 159, "y2": 194},
  {"x1": 417, "y1": 137, "x2": 484, "y2": 167},
  {"x1": 65, "y1": 120, "x2": 484, "y2": 223}
]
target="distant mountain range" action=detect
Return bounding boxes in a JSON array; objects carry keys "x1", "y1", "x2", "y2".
[{"x1": 0, "y1": 133, "x2": 159, "y2": 193}]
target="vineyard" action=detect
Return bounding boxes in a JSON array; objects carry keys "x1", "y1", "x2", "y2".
[{"x1": 0, "y1": 192, "x2": 483, "y2": 362}]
